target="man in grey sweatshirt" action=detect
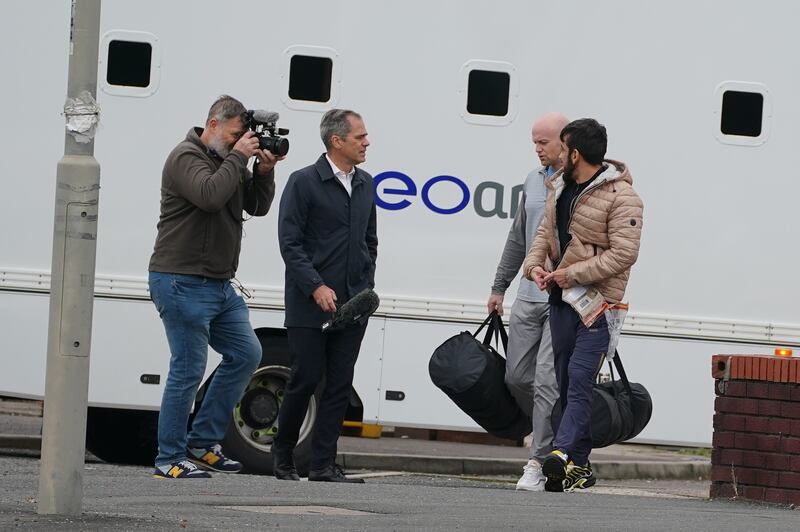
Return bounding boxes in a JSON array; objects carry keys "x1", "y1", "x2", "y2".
[{"x1": 487, "y1": 112, "x2": 568, "y2": 491}]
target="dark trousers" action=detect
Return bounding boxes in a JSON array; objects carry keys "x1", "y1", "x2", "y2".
[
  {"x1": 550, "y1": 303, "x2": 608, "y2": 465},
  {"x1": 274, "y1": 323, "x2": 367, "y2": 471}
]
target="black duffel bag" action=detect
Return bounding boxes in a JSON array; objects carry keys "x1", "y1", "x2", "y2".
[
  {"x1": 429, "y1": 312, "x2": 531, "y2": 440},
  {"x1": 551, "y1": 350, "x2": 652, "y2": 448}
]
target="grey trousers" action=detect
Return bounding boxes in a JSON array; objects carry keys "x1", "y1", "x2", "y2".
[{"x1": 504, "y1": 299, "x2": 558, "y2": 462}]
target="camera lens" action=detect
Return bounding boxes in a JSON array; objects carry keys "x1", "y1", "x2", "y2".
[{"x1": 260, "y1": 136, "x2": 290, "y2": 156}]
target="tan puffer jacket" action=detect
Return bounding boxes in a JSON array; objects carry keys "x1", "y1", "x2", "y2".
[{"x1": 523, "y1": 160, "x2": 643, "y2": 304}]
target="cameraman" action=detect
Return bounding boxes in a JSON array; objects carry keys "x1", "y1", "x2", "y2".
[{"x1": 148, "y1": 95, "x2": 284, "y2": 479}]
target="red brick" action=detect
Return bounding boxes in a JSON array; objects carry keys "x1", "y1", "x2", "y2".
[
  {"x1": 730, "y1": 357, "x2": 741, "y2": 380},
  {"x1": 745, "y1": 357, "x2": 754, "y2": 380},
  {"x1": 719, "y1": 449, "x2": 744, "y2": 465},
  {"x1": 791, "y1": 385, "x2": 800, "y2": 402},
  {"x1": 742, "y1": 485, "x2": 765, "y2": 500},
  {"x1": 714, "y1": 413, "x2": 747, "y2": 432},
  {"x1": 711, "y1": 355, "x2": 729, "y2": 380},
  {"x1": 772, "y1": 358, "x2": 781, "y2": 382},
  {"x1": 764, "y1": 488, "x2": 787, "y2": 504},
  {"x1": 746, "y1": 382, "x2": 769, "y2": 399},
  {"x1": 736, "y1": 433, "x2": 780, "y2": 452},
  {"x1": 715, "y1": 397, "x2": 758, "y2": 415},
  {"x1": 769, "y1": 417, "x2": 793, "y2": 435},
  {"x1": 739, "y1": 450, "x2": 763, "y2": 468},
  {"x1": 758, "y1": 399, "x2": 782, "y2": 417},
  {"x1": 765, "y1": 453, "x2": 790, "y2": 470},
  {"x1": 769, "y1": 383, "x2": 792, "y2": 401},
  {"x1": 760, "y1": 358, "x2": 768, "y2": 381},
  {"x1": 782, "y1": 402, "x2": 800, "y2": 419},
  {"x1": 781, "y1": 359, "x2": 790, "y2": 383},
  {"x1": 792, "y1": 420, "x2": 800, "y2": 437},
  {"x1": 712, "y1": 431, "x2": 735, "y2": 448},
  {"x1": 783, "y1": 437, "x2": 800, "y2": 454},
  {"x1": 791, "y1": 360, "x2": 798, "y2": 383},
  {"x1": 711, "y1": 465, "x2": 733, "y2": 482},
  {"x1": 756, "y1": 469, "x2": 780, "y2": 487},
  {"x1": 724, "y1": 381, "x2": 747, "y2": 397},
  {"x1": 787, "y1": 489, "x2": 800, "y2": 506},
  {"x1": 744, "y1": 416, "x2": 770, "y2": 433},
  {"x1": 781, "y1": 471, "x2": 800, "y2": 489},
  {"x1": 790, "y1": 455, "x2": 800, "y2": 472},
  {"x1": 710, "y1": 482, "x2": 737, "y2": 499}
]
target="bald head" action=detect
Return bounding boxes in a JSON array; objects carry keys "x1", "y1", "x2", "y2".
[{"x1": 532, "y1": 112, "x2": 569, "y2": 169}]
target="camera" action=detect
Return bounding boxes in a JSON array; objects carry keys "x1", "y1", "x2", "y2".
[{"x1": 242, "y1": 110, "x2": 290, "y2": 156}]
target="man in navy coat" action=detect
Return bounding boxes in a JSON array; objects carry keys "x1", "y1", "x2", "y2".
[{"x1": 273, "y1": 109, "x2": 377, "y2": 483}]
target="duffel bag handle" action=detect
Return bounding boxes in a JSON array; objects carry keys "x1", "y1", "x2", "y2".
[
  {"x1": 473, "y1": 310, "x2": 508, "y2": 353},
  {"x1": 473, "y1": 310, "x2": 509, "y2": 354}
]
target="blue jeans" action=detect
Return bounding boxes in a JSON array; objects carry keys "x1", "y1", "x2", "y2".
[
  {"x1": 550, "y1": 303, "x2": 609, "y2": 466},
  {"x1": 149, "y1": 272, "x2": 261, "y2": 466}
]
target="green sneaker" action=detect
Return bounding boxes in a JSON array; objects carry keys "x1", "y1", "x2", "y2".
[
  {"x1": 563, "y1": 461, "x2": 596, "y2": 491},
  {"x1": 542, "y1": 450, "x2": 569, "y2": 492}
]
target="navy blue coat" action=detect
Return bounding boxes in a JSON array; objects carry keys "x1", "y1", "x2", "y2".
[{"x1": 278, "y1": 154, "x2": 378, "y2": 328}]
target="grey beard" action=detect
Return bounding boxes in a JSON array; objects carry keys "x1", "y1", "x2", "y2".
[{"x1": 208, "y1": 136, "x2": 231, "y2": 158}]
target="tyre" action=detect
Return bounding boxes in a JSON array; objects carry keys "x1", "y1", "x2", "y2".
[{"x1": 221, "y1": 331, "x2": 319, "y2": 475}]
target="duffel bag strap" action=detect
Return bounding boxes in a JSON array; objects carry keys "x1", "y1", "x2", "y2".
[{"x1": 612, "y1": 350, "x2": 634, "y2": 396}]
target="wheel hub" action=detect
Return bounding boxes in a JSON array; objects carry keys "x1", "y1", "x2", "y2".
[{"x1": 240, "y1": 387, "x2": 279, "y2": 429}]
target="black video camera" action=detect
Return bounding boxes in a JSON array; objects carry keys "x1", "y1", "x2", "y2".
[{"x1": 242, "y1": 110, "x2": 290, "y2": 156}]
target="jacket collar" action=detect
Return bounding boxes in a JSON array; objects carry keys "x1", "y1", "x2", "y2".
[{"x1": 314, "y1": 153, "x2": 366, "y2": 187}]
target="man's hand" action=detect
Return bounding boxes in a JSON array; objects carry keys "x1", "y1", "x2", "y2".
[
  {"x1": 312, "y1": 285, "x2": 337, "y2": 313},
  {"x1": 233, "y1": 131, "x2": 260, "y2": 158},
  {"x1": 487, "y1": 294, "x2": 505, "y2": 316},
  {"x1": 255, "y1": 149, "x2": 285, "y2": 174},
  {"x1": 531, "y1": 266, "x2": 553, "y2": 290},
  {"x1": 543, "y1": 269, "x2": 571, "y2": 288}
]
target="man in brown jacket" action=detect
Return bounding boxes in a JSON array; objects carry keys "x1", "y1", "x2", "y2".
[
  {"x1": 148, "y1": 95, "x2": 283, "y2": 478},
  {"x1": 523, "y1": 118, "x2": 643, "y2": 492}
]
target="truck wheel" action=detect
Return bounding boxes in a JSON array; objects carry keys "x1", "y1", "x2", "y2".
[{"x1": 220, "y1": 331, "x2": 319, "y2": 475}]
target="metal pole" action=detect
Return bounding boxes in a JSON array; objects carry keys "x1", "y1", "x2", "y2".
[{"x1": 38, "y1": 0, "x2": 102, "y2": 515}]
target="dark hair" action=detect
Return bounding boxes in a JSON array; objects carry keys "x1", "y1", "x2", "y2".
[
  {"x1": 320, "y1": 109, "x2": 362, "y2": 149},
  {"x1": 560, "y1": 118, "x2": 607, "y2": 165},
  {"x1": 206, "y1": 95, "x2": 246, "y2": 125}
]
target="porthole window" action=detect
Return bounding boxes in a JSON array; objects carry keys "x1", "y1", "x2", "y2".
[
  {"x1": 713, "y1": 81, "x2": 771, "y2": 146},
  {"x1": 106, "y1": 40, "x2": 151, "y2": 87},
  {"x1": 720, "y1": 91, "x2": 763, "y2": 137},
  {"x1": 459, "y1": 60, "x2": 518, "y2": 126},
  {"x1": 467, "y1": 70, "x2": 510, "y2": 116},
  {"x1": 289, "y1": 55, "x2": 333, "y2": 103},
  {"x1": 282, "y1": 46, "x2": 341, "y2": 112},
  {"x1": 99, "y1": 31, "x2": 161, "y2": 97}
]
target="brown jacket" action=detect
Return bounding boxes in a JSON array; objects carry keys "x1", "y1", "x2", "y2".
[
  {"x1": 149, "y1": 128, "x2": 275, "y2": 278},
  {"x1": 523, "y1": 160, "x2": 643, "y2": 304}
]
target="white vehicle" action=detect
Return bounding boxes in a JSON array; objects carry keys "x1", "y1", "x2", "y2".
[{"x1": 2, "y1": 1, "x2": 797, "y2": 471}]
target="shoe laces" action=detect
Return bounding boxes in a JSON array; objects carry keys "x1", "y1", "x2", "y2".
[
  {"x1": 177, "y1": 460, "x2": 199, "y2": 472},
  {"x1": 522, "y1": 461, "x2": 542, "y2": 475}
]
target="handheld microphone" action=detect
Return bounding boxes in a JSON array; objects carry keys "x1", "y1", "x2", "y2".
[{"x1": 321, "y1": 289, "x2": 380, "y2": 333}]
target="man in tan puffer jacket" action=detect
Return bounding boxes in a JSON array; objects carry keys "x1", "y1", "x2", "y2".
[{"x1": 522, "y1": 118, "x2": 643, "y2": 492}]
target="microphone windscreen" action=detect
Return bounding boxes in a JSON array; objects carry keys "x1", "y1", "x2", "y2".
[
  {"x1": 321, "y1": 289, "x2": 380, "y2": 332},
  {"x1": 250, "y1": 109, "x2": 280, "y2": 123}
]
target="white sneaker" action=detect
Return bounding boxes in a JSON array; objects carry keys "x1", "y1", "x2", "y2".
[{"x1": 515, "y1": 459, "x2": 545, "y2": 491}]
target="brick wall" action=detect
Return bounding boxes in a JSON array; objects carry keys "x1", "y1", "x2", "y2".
[{"x1": 711, "y1": 354, "x2": 800, "y2": 506}]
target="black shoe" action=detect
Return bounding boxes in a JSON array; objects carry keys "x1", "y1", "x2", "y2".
[
  {"x1": 308, "y1": 464, "x2": 364, "y2": 483},
  {"x1": 272, "y1": 445, "x2": 299, "y2": 481},
  {"x1": 542, "y1": 450, "x2": 569, "y2": 492}
]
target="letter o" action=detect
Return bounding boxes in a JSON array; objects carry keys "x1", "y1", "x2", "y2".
[{"x1": 421, "y1": 175, "x2": 470, "y2": 215}]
